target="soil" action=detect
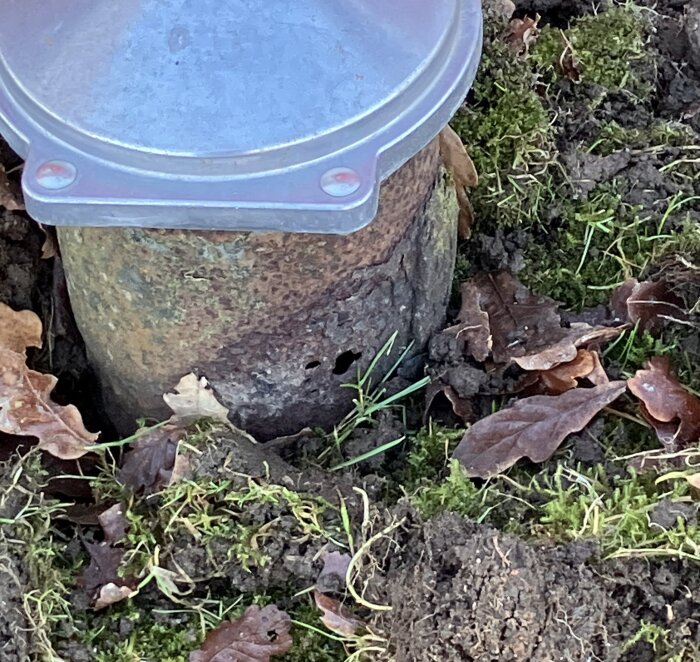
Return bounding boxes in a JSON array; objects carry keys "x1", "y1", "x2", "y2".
[
  {"x1": 1, "y1": 0, "x2": 700, "y2": 661},
  {"x1": 370, "y1": 514, "x2": 700, "y2": 662}
]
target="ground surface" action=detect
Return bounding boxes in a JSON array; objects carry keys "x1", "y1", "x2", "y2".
[{"x1": 1, "y1": 1, "x2": 700, "y2": 661}]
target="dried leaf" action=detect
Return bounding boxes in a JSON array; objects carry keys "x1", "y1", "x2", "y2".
[
  {"x1": 513, "y1": 324, "x2": 624, "y2": 372},
  {"x1": 560, "y1": 43, "x2": 581, "y2": 82},
  {"x1": 610, "y1": 278, "x2": 686, "y2": 334},
  {"x1": 0, "y1": 302, "x2": 42, "y2": 355},
  {"x1": 39, "y1": 226, "x2": 58, "y2": 259},
  {"x1": 78, "y1": 542, "x2": 135, "y2": 610},
  {"x1": 0, "y1": 303, "x2": 97, "y2": 458},
  {"x1": 189, "y1": 605, "x2": 292, "y2": 662},
  {"x1": 453, "y1": 381, "x2": 627, "y2": 478},
  {"x1": 506, "y1": 15, "x2": 540, "y2": 55},
  {"x1": 0, "y1": 350, "x2": 98, "y2": 459},
  {"x1": 453, "y1": 273, "x2": 624, "y2": 369},
  {"x1": 439, "y1": 126, "x2": 478, "y2": 189},
  {"x1": 457, "y1": 272, "x2": 562, "y2": 364},
  {"x1": 534, "y1": 349, "x2": 609, "y2": 394},
  {"x1": 94, "y1": 583, "x2": 134, "y2": 611},
  {"x1": 316, "y1": 551, "x2": 352, "y2": 594},
  {"x1": 0, "y1": 164, "x2": 24, "y2": 211},
  {"x1": 447, "y1": 281, "x2": 492, "y2": 362},
  {"x1": 686, "y1": 474, "x2": 700, "y2": 490},
  {"x1": 119, "y1": 423, "x2": 188, "y2": 493},
  {"x1": 628, "y1": 357, "x2": 700, "y2": 446},
  {"x1": 98, "y1": 504, "x2": 127, "y2": 545},
  {"x1": 425, "y1": 383, "x2": 474, "y2": 424},
  {"x1": 314, "y1": 592, "x2": 360, "y2": 637},
  {"x1": 439, "y1": 126, "x2": 478, "y2": 240},
  {"x1": 164, "y1": 373, "x2": 230, "y2": 425}
]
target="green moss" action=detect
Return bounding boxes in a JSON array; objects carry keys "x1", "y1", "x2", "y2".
[
  {"x1": 451, "y1": 36, "x2": 556, "y2": 229},
  {"x1": 1, "y1": 455, "x2": 76, "y2": 661},
  {"x1": 286, "y1": 605, "x2": 347, "y2": 662},
  {"x1": 399, "y1": 425, "x2": 462, "y2": 491},
  {"x1": 534, "y1": 464, "x2": 699, "y2": 560},
  {"x1": 531, "y1": 7, "x2": 650, "y2": 92},
  {"x1": 589, "y1": 120, "x2": 697, "y2": 156},
  {"x1": 83, "y1": 609, "x2": 199, "y2": 662},
  {"x1": 519, "y1": 183, "x2": 650, "y2": 308},
  {"x1": 411, "y1": 461, "x2": 497, "y2": 520}
]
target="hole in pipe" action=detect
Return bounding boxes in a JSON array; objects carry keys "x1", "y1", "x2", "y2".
[{"x1": 332, "y1": 350, "x2": 362, "y2": 375}]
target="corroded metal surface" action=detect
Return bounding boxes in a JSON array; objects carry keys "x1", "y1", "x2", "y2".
[{"x1": 58, "y1": 139, "x2": 458, "y2": 437}]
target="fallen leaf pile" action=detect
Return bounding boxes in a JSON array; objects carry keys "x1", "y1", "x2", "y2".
[
  {"x1": 189, "y1": 605, "x2": 293, "y2": 662},
  {"x1": 0, "y1": 302, "x2": 98, "y2": 459},
  {"x1": 439, "y1": 272, "x2": 698, "y2": 478},
  {"x1": 447, "y1": 272, "x2": 625, "y2": 366}
]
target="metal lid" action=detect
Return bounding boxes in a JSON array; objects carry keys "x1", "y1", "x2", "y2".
[{"x1": 0, "y1": 0, "x2": 482, "y2": 233}]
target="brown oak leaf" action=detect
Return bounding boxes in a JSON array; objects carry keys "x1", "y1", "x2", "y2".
[
  {"x1": 314, "y1": 592, "x2": 361, "y2": 637},
  {"x1": 439, "y1": 125, "x2": 478, "y2": 239},
  {"x1": 189, "y1": 605, "x2": 292, "y2": 662},
  {"x1": 78, "y1": 542, "x2": 135, "y2": 610},
  {"x1": 512, "y1": 324, "x2": 623, "y2": 371},
  {"x1": 163, "y1": 373, "x2": 231, "y2": 425},
  {"x1": 452, "y1": 273, "x2": 624, "y2": 369},
  {"x1": 453, "y1": 381, "x2": 627, "y2": 478},
  {"x1": 530, "y1": 349, "x2": 609, "y2": 395},
  {"x1": 0, "y1": 303, "x2": 97, "y2": 458},
  {"x1": 119, "y1": 423, "x2": 188, "y2": 493},
  {"x1": 627, "y1": 357, "x2": 700, "y2": 447},
  {"x1": 610, "y1": 278, "x2": 686, "y2": 334},
  {"x1": 506, "y1": 15, "x2": 540, "y2": 55}
]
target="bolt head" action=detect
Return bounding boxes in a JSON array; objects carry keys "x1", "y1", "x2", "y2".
[
  {"x1": 36, "y1": 160, "x2": 77, "y2": 190},
  {"x1": 320, "y1": 167, "x2": 361, "y2": 197}
]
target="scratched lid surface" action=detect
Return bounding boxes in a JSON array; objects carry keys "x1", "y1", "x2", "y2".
[{"x1": 0, "y1": 0, "x2": 482, "y2": 232}]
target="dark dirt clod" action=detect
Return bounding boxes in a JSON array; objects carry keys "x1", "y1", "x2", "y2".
[{"x1": 368, "y1": 512, "x2": 700, "y2": 662}]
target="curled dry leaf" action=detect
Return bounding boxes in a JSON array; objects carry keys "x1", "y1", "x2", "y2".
[
  {"x1": 164, "y1": 373, "x2": 231, "y2": 425},
  {"x1": 425, "y1": 383, "x2": 474, "y2": 424},
  {"x1": 627, "y1": 357, "x2": 700, "y2": 446},
  {"x1": 97, "y1": 503, "x2": 128, "y2": 545},
  {"x1": 189, "y1": 605, "x2": 292, "y2": 662},
  {"x1": 447, "y1": 281, "x2": 492, "y2": 362},
  {"x1": 610, "y1": 278, "x2": 686, "y2": 334},
  {"x1": 119, "y1": 423, "x2": 188, "y2": 493},
  {"x1": 512, "y1": 324, "x2": 624, "y2": 372},
  {"x1": 0, "y1": 303, "x2": 98, "y2": 459},
  {"x1": 506, "y1": 15, "x2": 540, "y2": 55},
  {"x1": 439, "y1": 125, "x2": 478, "y2": 240},
  {"x1": 39, "y1": 226, "x2": 58, "y2": 259},
  {"x1": 452, "y1": 273, "x2": 625, "y2": 369},
  {"x1": 0, "y1": 302, "x2": 43, "y2": 354},
  {"x1": 78, "y1": 542, "x2": 136, "y2": 610},
  {"x1": 0, "y1": 164, "x2": 24, "y2": 211},
  {"x1": 316, "y1": 551, "x2": 352, "y2": 594},
  {"x1": 314, "y1": 592, "x2": 361, "y2": 638},
  {"x1": 531, "y1": 349, "x2": 609, "y2": 395},
  {"x1": 453, "y1": 381, "x2": 627, "y2": 478}
]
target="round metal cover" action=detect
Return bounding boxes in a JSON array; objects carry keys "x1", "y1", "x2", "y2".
[{"x1": 0, "y1": 0, "x2": 482, "y2": 233}]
